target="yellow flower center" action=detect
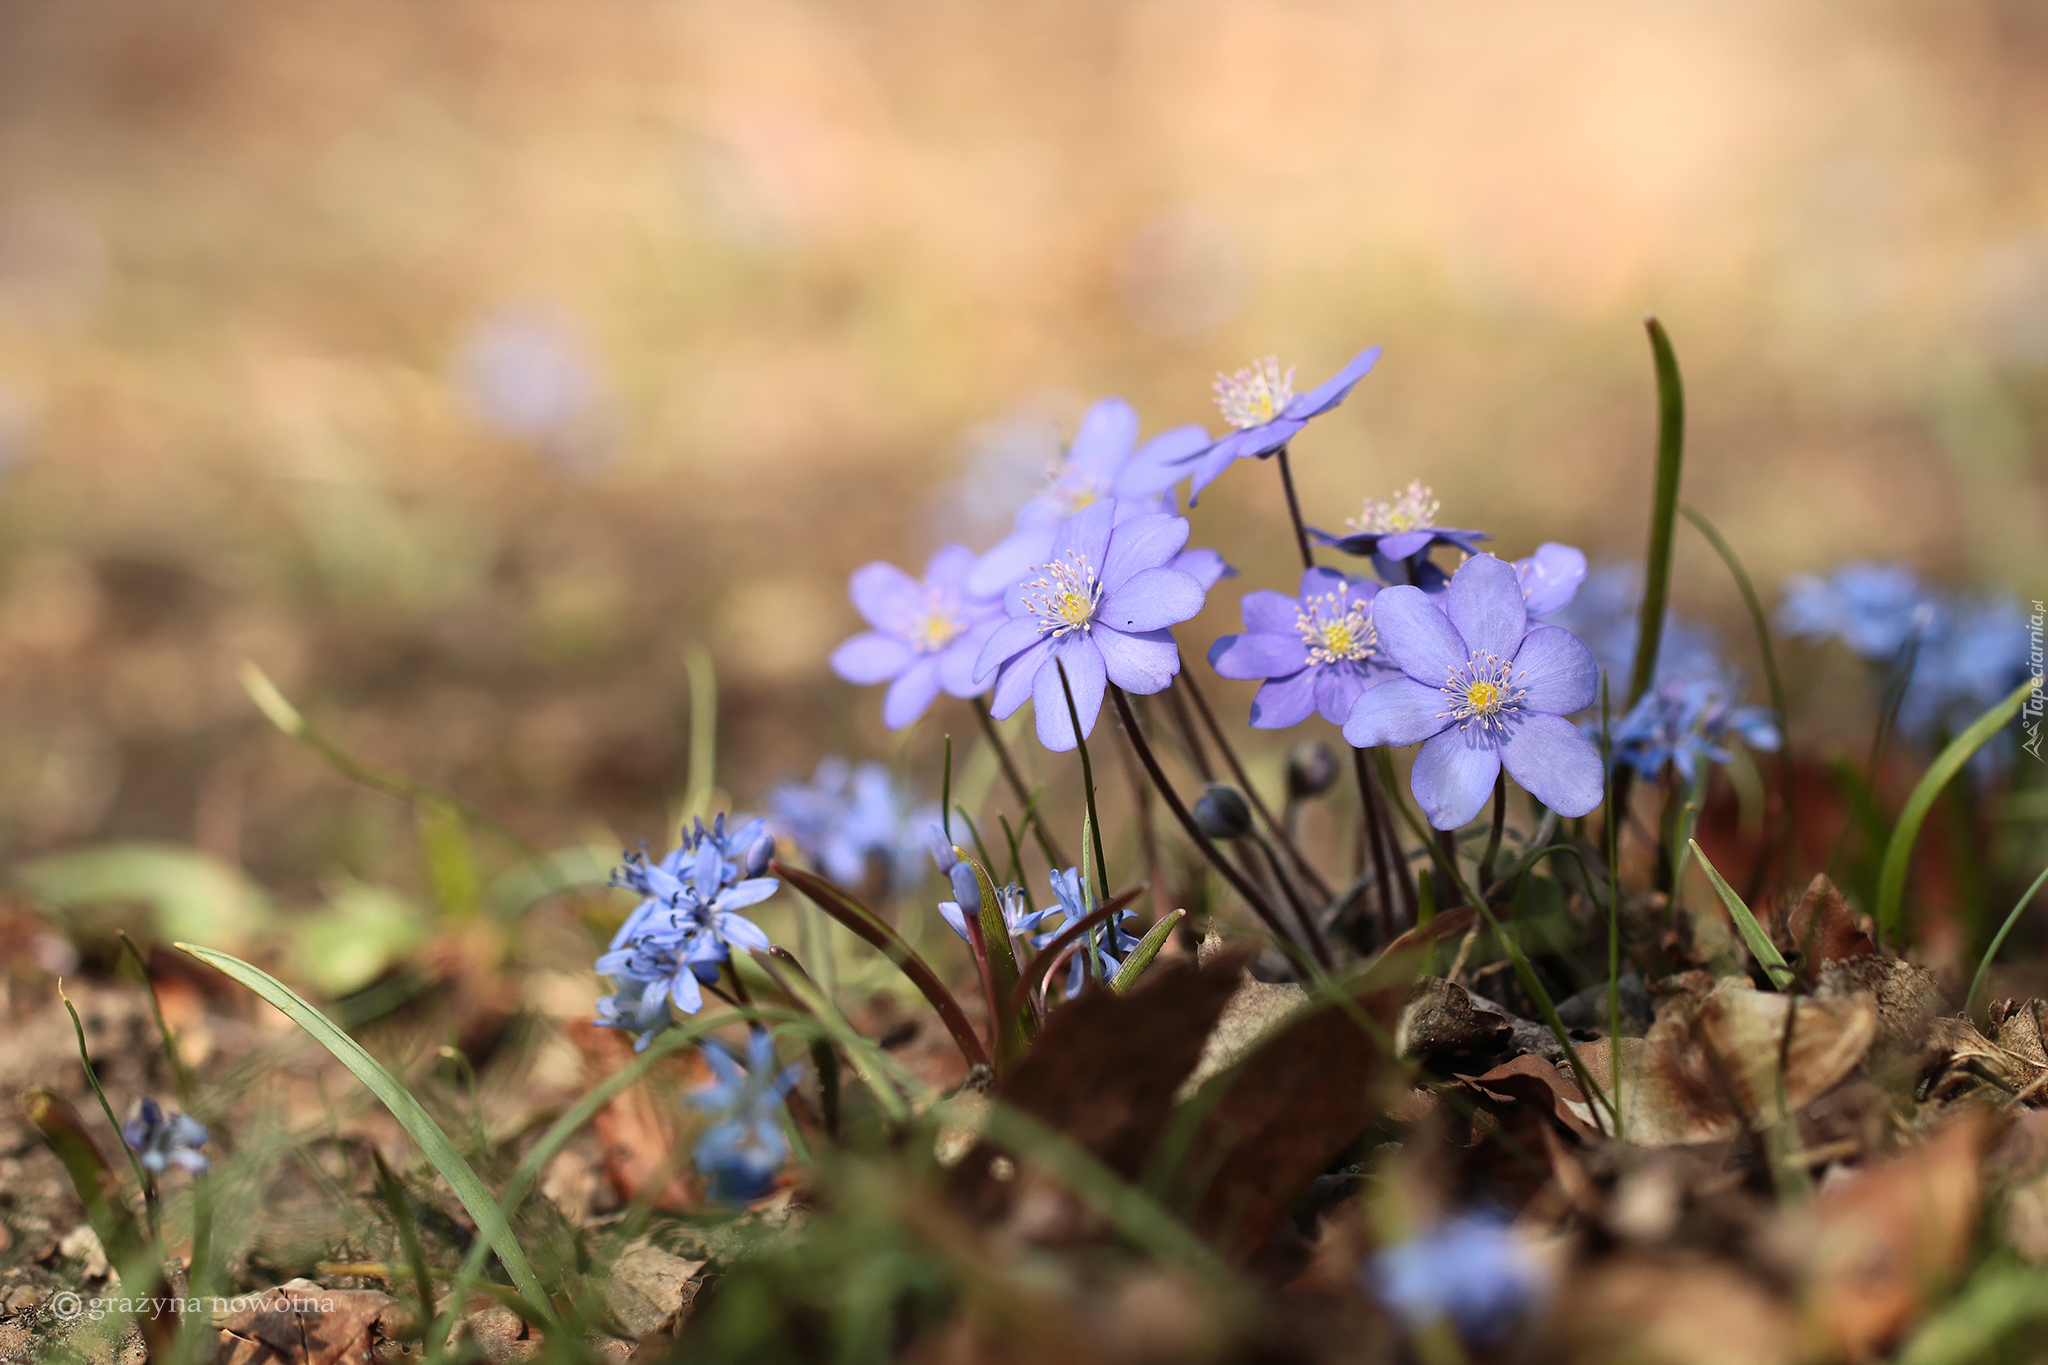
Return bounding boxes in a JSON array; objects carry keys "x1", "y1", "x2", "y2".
[
  {"x1": 1021, "y1": 552, "x2": 1101, "y2": 636},
  {"x1": 1441, "y1": 652, "x2": 1528, "y2": 731},
  {"x1": 1346, "y1": 480, "x2": 1441, "y2": 536},
  {"x1": 1295, "y1": 590, "x2": 1376, "y2": 665},
  {"x1": 1464, "y1": 679, "x2": 1503, "y2": 714}
]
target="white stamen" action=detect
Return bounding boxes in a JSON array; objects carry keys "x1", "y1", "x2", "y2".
[
  {"x1": 1213, "y1": 356, "x2": 1296, "y2": 431},
  {"x1": 1346, "y1": 480, "x2": 1441, "y2": 536}
]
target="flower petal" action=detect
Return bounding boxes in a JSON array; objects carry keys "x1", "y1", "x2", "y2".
[
  {"x1": 1499, "y1": 712, "x2": 1604, "y2": 818},
  {"x1": 1412, "y1": 724, "x2": 1502, "y2": 830},
  {"x1": 1446, "y1": 554, "x2": 1527, "y2": 662},
  {"x1": 1518, "y1": 542, "x2": 1587, "y2": 618},
  {"x1": 1342, "y1": 676, "x2": 1450, "y2": 748},
  {"x1": 967, "y1": 526, "x2": 1058, "y2": 599},
  {"x1": 1168, "y1": 547, "x2": 1234, "y2": 590},
  {"x1": 714, "y1": 877, "x2": 780, "y2": 912},
  {"x1": 670, "y1": 968, "x2": 704, "y2": 1015},
  {"x1": 1032, "y1": 639, "x2": 1106, "y2": 751},
  {"x1": 1093, "y1": 626, "x2": 1180, "y2": 695},
  {"x1": 1249, "y1": 669, "x2": 1319, "y2": 728},
  {"x1": 715, "y1": 913, "x2": 773, "y2": 954},
  {"x1": 975, "y1": 615, "x2": 1046, "y2": 684},
  {"x1": 1209, "y1": 629, "x2": 1309, "y2": 681},
  {"x1": 1098, "y1": 567, "x2": 1203, "y2": 632},
  {"x1": 882, "y1": 657, "x2": 943, "y2": 729},
  {"x1": 1511, "y1": 625, "x2": 1600, "y2": 715},
  {"x1": 1375, "y1": 529, "x2": 1435, "y2": 562},
  {"x1": 937, "y1": 900, "x2": 970, "y2": 941},
  {"x1": 1300, "y1": 564, "x2": 1376, "y2": 604},
  {"x1": 1282, "y1": 346, "x2": 1381, "y2": 419},
  {"x1": 1372, "y1": 585, "x2": 1470, "y2": 685},
  {"x1": 831, "y1": 632, "x2": 913, "y2": 685},
  {"x1": 1313, "y1": 663, "x2": 1371, "y2": 725},
  {"x1": 939, "y1": 618, "x2": 1003, "y2": 695},
  {"x1": 990, "y1": 637, "x2": 1053, "y2": 719},
  {"x1": 848, "y1": 561, "x2": 924, "y2": 633},
  {"x1": 1119, "y1": 423, "x2": 1209, "y2": 497},
  {"x1": 1050, "y1": 497, "x2": 1118, "y2": 574},
  {"x1": 1240, "y1": 589, "x2": 1302, "y2": 636},
  {"x1": 1099, "y1": 513, "x2": 1192, "y2": 592},
  {"x1": 924, "y1": 543, "x2": 979, "y2": 590},
  {"x1": 1069, "y1": 397, "x2": 1140, "y2": 478}
]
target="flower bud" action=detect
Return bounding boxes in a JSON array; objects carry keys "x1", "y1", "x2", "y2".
[
  {"x1": 744, "y1": 834, "x2": 777, "y2": 879},
  {"x1": 947, "y1": 861, "x2": 983, "y2": 915},
  {"x1": 927, "y1": 823, "x2": 960, "y2": 875},
  {"x1": 1192, "y1": 783, "x2": 1253, "y2": 840},
  {"x1": 1286, "y1": 740, "x2": 1339, "y2": 800}
]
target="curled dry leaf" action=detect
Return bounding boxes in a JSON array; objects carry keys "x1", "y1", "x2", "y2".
[
  {"x1": 1914, "y1": 1015, "x2": 2041, "y2": 1106},
  {"x1": 1816, "y1": 954, "x2": 1942, "y2": 1080},
  {"x1": 1986, "y1": 998, "x2": 2048, "y2": 1079},
  {"x1": 217, "y1": 1284, "x2": 409, "y2": 1365},
  {"x1": 1796, "y1": 1107, "x2": 1994, "y2": 1358},
  {"x1": 1569, "y1": 978, "x2": 1875, "y2": 1146},
  {"x1": 1768, "y1": 874, "x2": 1875, "y2": 984},
  {"x1": 1395, "y1": 976, "x2": 1508, "y2": 1068}
]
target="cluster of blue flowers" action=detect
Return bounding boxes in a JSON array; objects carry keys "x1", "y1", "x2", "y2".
[
  {"x1": 1779, "y1": 561, "x2": 2033, "y2": 770},
  {"x1": 768, "y1": 757, "x2": 937, "y2": 893},
  {"x1": 595, "y1": 814, "x2": 779, "y2": 1051}
]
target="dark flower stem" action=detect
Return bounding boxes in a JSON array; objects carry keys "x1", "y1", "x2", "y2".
[
  {"x1": 1352, "y1": 747, "x2": 1400, "y2": 946},
  {"x1": 1109, "y1": 686, "x2": 1300, "y2": 952},
  {"x1": 972, "y1": 698, "x2": 1070, "y2": 872},
  {"x1": 1274, "y1": 444, "x2": 1314, "y2": 571},
  {"x1": 1478, "y1": 773, "x2": 1507, "y2": 894},
  {"x1": 1173, "y1": 665, "x2": 1336, "y2": 903},
  {"x1": 1110, "y1": 709, "x2": 1171, "y2": 922},
  {"x1": 1434, "y1": 831, "x2": 1467, "y2": 909},
  {"x1": 1251, "y1": 831, "x2": 1333, "y2": 968},
  {"x1": 1055, "y1": 659, "x2": 1112, "y2": 903},
  {"x1": 1159, "y1": 684, "x2": 1216, "y2": 781}
]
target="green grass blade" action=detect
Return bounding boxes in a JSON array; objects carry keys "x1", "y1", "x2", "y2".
[
  {"x1": 1629, "y1": 317, "x2": 1686, "y2": 708},
  {"x1": 174, "y1": 942, "x2": 558, "y2": 1329},
  {"x1": 1688, "y1": 839, "x2": 1794, "y2": 988},
  {"x1": 1964, "y1": 862, "x2": 2048, "y2": 1020},
  {"x1": 1875, "y1": 676, "x2": 2036, "y2": 947},
  {"x1": 1895, "y1": 1261, "x2": 2048, "y2": 1365},
  {"x1": 1110, "y1": 908, "x2": 1185, "y2": 992},
  {"x1": 1681, "y1": 505, "x2": 1796, "y2": 881}
]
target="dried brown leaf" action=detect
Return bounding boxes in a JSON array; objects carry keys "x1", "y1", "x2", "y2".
[
  {"x1": 216, "y1": 1284, "x2": 406, "y2": 1365},
  {"x1": 1456, "y1": 1053, "x2": 1600, "y2": 1139},
  {"x1": 1768, "y1": 874, "x2": 1875, "y2": 984}
]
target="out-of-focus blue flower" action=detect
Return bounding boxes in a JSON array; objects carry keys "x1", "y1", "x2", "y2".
[
  {"x1": 1178, "y1": 349, "x2": 1382, "y2": 503},
  {"x1": 1546, "y1": 563, "x2": 1722, "y2": 689},
  {"x1": 1344, "y1": 554, "x2": 1604, "y2": 829},
  {"x1": 1208, "y1": 566, "x2": 1400, "y2": 728},
  {"x1": 595, "y1": 817, "x2": 779, "y2": 1043},
  {"x1": 974, "y1": 499, "x2": 1207, "y2": 752},
  {"x1": 939, "y1": 877, "x2": 1053, "y2": 946},
  {"x1": 966, "y1": 397, "x2": 1227, "y2": 601},
  {"x1": 1367, "y1": 1211, "x2": 1551, "y2": 1341},
  {"x1": 831, "y1": 545, "x2": 1007, "y2": 730},
  {"x1": 1899, "y1": 594, "x2": 2032, "y2": 772},
  {"x1": 1514, "y1": 542, "x2": 1588, "y2": 618},
  {"x1": 1031, "y1": 867, "x2": 1140, "y2": 999},
  {"x1": 1311, "y1": 481, "x2": 1491, "y2": 569},
  {"x1": 689, "y1": 1028, "x2": 803, "y2": 1204},
  {"x1": 769, "y1": 758, "x2": 938, "y2": 892},
  {"x1": 454, "y1": 305, "x2": 614, "y2": 473},
  {"x1": 122, "y1": 1097, "x2": 209, "y2": 1176},
  {"x1": 1611, "y1": 672, "x2": 1781, "y2": 783},
  {"x1": 1777, "y1": 561, "x2": 1939, "y2": 661}
]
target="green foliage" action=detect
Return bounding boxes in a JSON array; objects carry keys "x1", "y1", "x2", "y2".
[{"x1": 18, "y1": 842, "x2": 269, "y2": 949}]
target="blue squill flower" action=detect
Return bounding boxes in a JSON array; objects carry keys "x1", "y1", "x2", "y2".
[
  {"x1": 966, "y1": 397, "x2": 1229, "y2": 601},
  {"x1": 1777, "y1": 561, "x2": 1939, "y2": 661},
  {"x1": 769, "y1": 758, "x2": 938, "y2": 892},
  {"x1": 689, "y1": 1029, "x2": 803, "y2": 1204},
  {"x1": 1344, "y1": 554, "x2": 1603, "y2": 829},
  {"x1": 1310, "y1": 481, "x2": 1492, "y2": 576},
  {"x1": 1208, "y1": 566, "x2": 1400, "y2": 728},
  {"x1": 939, "y1": 875, "x2": 1053, "y2": 946},
  {"x1": 122, "y1": 1097, "x2": 210, "y2": 1176},
  {"x1": 1545, "y1": 563, "x2": 1722, "y2": 688},
  {"x1": 1367, "y1": 1211, "x2": 1551, "y2": 1341},
  {"x1": 1031, "y1": 867, "x2": 1141, "y2": 999},
  {"x1": 1899, "y1": 594, "x2": 2031, "y2": 772},
  {"x1": 1611, "y1": 672, "x2": 1781, "y2": 783},
  {"x1": 832, "y1": 545, "x2": 1007, "y2": 730},
  {"x1": 974, "y1": 499, "x2": 1207, "y2": 752},
  {"x1": 595, "y1": 817, "x2": 778, "y2": 1033},
  {"x1": 1179, "y1": 349, "x2": 1382, "y2": 503}
]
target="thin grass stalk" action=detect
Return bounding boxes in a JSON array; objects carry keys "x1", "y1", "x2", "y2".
[
  {"x1": 972, "y1": 699, "x2": 1070, "y2": 871},
  {"x1": 1965, "y1": 863, "x2": 2048, "y2": 1020}
]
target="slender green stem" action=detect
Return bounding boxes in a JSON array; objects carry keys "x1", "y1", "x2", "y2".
[
  {"x1": 1680, "y1": 505, "x2": 1797, "y2": 889},
  {"x1": 1372, "y1": 750, "x2": 1483, "y2": 910},
  {"x1": 972, "y1": 698, "x2": 1070, "y2": 871},
  {"x1": 941, "y1": 733, "x2": 954, "y2": 843},
  {"x1": 1274, "y1": 444, "x2": 1314, "y2": 571},
  {"x1": 60, "y1": 988, "x2": 158, "y2": 1239},
  {"x1": 1965, "y1": 863, "x2": 2048, "y2": 1020},
  {"x1": 1629, "y1": 316, "x2": 1686, "y2": 709},
  {"x1": 1109, "y1": 686, "x2": 1298, "y2": 950},
  {"x1": 1055, "y1": 658, "x2": 1112, "y2": 899}
]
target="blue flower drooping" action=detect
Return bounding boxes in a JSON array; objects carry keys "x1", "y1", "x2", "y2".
[{"x1": 689, "y1": 1029, "x2": 803, "y2": 1204}]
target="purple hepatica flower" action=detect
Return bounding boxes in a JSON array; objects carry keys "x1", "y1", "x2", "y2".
[
  {"x1": 1776, "y1": 561, "x2": 1939, "y2": 662},
  {"x1": 596, "y1": 817, "x2": 778, "y2": 1038},
  {"x1": 689, "y1": 1028, "x2": 803, "y2": 1204},
  {"x1": 122, "y1": 1097, "x2": 210, "y2": 1176},
  {"x1": 1343, "y1": 554, "x2": 1603, "y2": 829},
  {"x1": 1208, "y1": 567, "x2": 1400, "y2": 728},
  {"x1": 769, "y1": 757, "x2": 937, "y2": 892},
  {"x1": 1367, "y1": 1211, "x2": 1551, "y2": 1341},
  {"x1": 1612, "y1": 672, "x2": 1781, "y2": 784},
  {"x1": 1180, "y1": 348, "x2": 1382, "y2": 504},
  {"x1": 967, "y1": 396, "x2": 1222, "y2": 600},
  {"x1": 1310, "y1": 481, "x2": 1491, "y2": 572},
  {"x1": 1514, "y1": 542, "x2": 1587, "y2": 618},
  {"x1": 974, "y1": 499, "x2": 1206, "y2": 752},
  {"x1": 1547, "y1": 562, "x2": 1723, "y2": 688},
  {"x1": 832, "y1": 545, "x2": 1006, "y2": 730}
]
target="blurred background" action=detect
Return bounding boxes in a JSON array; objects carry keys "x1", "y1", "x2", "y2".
[{"x1": 0, "y1": 0, "x2": 2044, "y2": 966}]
